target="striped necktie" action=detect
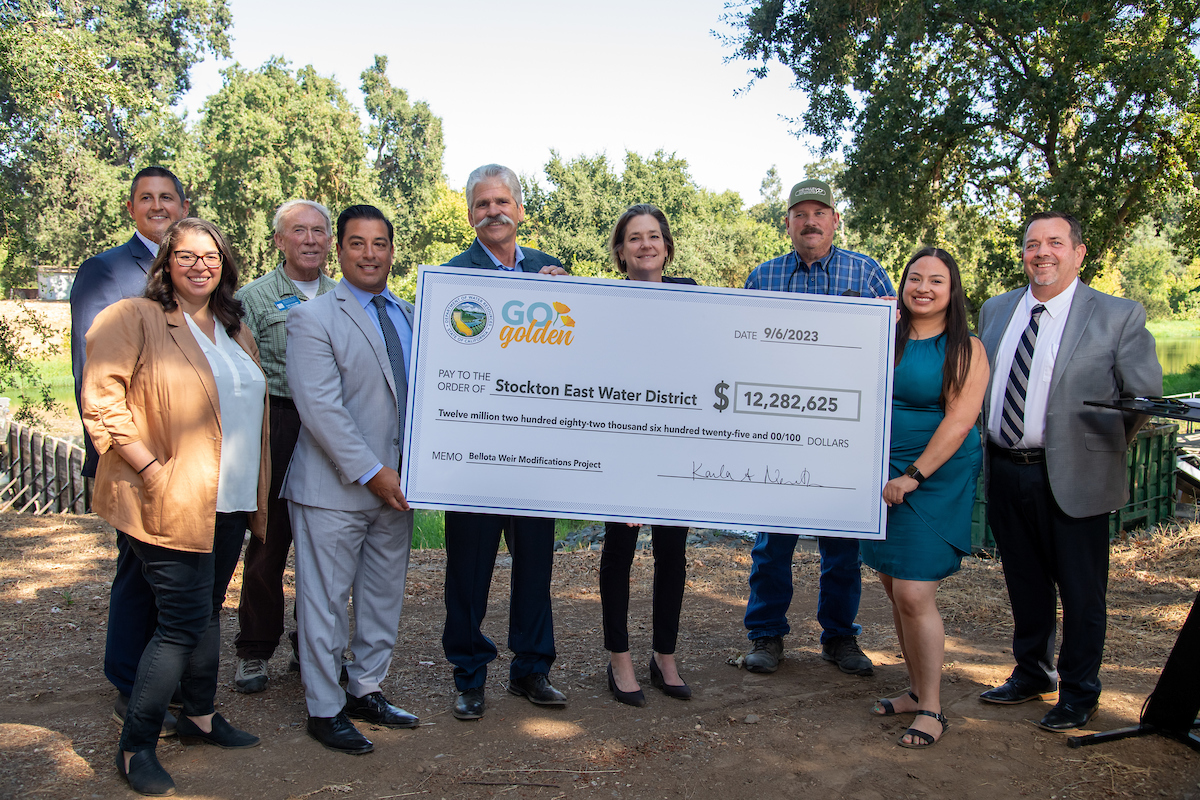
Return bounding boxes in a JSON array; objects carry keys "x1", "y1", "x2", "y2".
[
  {"x1": 999, "y1": 304, "x2": 1047, "y2": 447},
  {"x1": 370, "y1": 295, "x2": 408, "y2": 451}
]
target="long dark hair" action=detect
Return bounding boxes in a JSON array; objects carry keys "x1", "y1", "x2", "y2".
[
  {"x1": 144, "y1": 218, "x2": 244, "y2": 337},
  {"x1": 895, "y1": 247, "x2": 972, "y2": 410},
  {"x1": 608, "y1": 203, "x2": 676, "y2": 273}
]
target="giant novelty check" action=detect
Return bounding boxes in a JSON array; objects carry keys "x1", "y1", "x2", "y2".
[{"x1": 400, "y1": 266, "x2": 895, "y2": 539}]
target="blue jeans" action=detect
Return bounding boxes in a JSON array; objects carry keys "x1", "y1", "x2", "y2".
[
  {"x1": 744, "y1": 533, "x2": 863, "y2": 644},
  {"x1": 119, "y1": 513, "x2": 247, "y2": 753}
]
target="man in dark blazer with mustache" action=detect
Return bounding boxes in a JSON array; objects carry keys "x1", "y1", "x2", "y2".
[
  {"x1": 442, "y1": 163, "x2": 567, "y2": 721},
  {"x1": 978, "y1": 211, "x2": 1161, "y2": 732}
]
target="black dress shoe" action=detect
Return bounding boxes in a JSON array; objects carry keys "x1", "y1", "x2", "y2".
[
  {"x1": 307, "y1": 712, "x2": 374, "y2": 754},
  {"x1": 508, "y1": 673, "x2": 568, "y2": 706},
  {"x1": 113, "y1": 693, "x2": 178, "y2": 738},
  {"x1": 343, "y1": 691, "x2": 419, "y2": 728},
  {"x1": 453, "y1": 687, "x2": 485, "y2": 720},
  {"x1": 648, "y1": 656, "x2": 691, "y2": 700},
  {"x1": 1036, "y1": 701, "x2": 1099, "y2": 732},
  {"x1": 979, "y1": 678, "x2": 1057, "y2": 705},
  {"x1": 116, "y1": 748, "x2": 176, "y2": 797},
  {"x1": 175, "y1": 712, "x2": 260, "y2": 748},
  {"x1": 607, "y1": 663, "x2": 646, "y2": 707}
]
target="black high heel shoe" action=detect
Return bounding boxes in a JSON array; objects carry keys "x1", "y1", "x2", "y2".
[
  {"x1": 649, "y1": 655, "x2": 692, "y2": 700},
  {"x1": 607, "y1": 663, "x2": 647, "y2": 707}
]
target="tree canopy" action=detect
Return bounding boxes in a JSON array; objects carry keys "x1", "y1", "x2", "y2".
[{"x1": 724, "y1": 0, "x2": 1200, "y2": 281}]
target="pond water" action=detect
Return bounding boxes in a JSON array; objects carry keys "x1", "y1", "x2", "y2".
[{"x1": 1157, "y1": 338, "x2": 1200, "y2": 374}]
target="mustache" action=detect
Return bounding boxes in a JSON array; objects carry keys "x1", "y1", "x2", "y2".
[
  {"x1": 800, "y1": 226, "x2": 822, "y2": 235},
  {"x1": 474, "y1": 213, "x2": 515, "y2": 231}
]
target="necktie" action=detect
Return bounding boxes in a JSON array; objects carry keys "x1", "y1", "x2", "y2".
[
  {"x1": 999, "y1": 304, "x2": 1047, "y2": 447},
  {"x1": 370, "y1": 295, "x2": 408, "y2": 451}
]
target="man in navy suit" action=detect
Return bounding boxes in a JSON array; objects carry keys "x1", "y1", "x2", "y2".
[
  {"x1": 442, "y1": 164, "x2": 568, "y2": 721},
  {"x1": 70, "y1": 166, "x2": 189, "y2": 734}
]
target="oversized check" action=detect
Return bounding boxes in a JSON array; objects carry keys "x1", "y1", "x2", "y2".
[{"x1": 400, "y1": 266, "x2": 895, "y2": 539}]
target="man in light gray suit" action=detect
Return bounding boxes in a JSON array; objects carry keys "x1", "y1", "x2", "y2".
[
  {"x1": 283, "y1": 205, "x2": 418, "y2": 755},
  {"x1": 977, "y1": 211, "x2": 1161, "y2": 732}
]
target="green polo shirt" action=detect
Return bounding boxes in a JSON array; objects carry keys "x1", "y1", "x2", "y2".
[{"x1": 235, "y1": 264, "x2": 337, "y2": 398}]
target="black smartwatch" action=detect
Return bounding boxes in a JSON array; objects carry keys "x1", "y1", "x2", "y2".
[{"x1": 903, "y1": 464, "x2": 926, "y2": 485}]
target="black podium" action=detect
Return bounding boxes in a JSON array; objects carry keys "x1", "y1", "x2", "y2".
[
  {"x1": 1070, "y1": 398, "x2": 1200, "y2": 752},
  {"x1": 1068, "y1": 591, "x2": 1200, "y2": 750}
]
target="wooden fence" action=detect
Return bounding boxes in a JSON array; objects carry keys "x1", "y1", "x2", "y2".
[{"x1": 0, "y1": 420, "x2": 89, "y2": 514}]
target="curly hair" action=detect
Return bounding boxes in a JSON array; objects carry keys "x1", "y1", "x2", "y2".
[{"x1": 143, "y1": 218, "x2": 244, "y2": 337}]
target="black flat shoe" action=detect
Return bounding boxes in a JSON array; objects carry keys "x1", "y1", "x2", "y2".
[
  {"x1": 648, "y1": 656, "x2": 691, "y2": 700},
  {"x1": 453, "y1": 687, "x2": 485, "y2": 720},
  {"x1": 607, "y1": 663, "x2": 647, "y2": 707},
  {"x1": 508, "y1": 673, "x2": 568, "y2": 706},
  {"x1": 343, "y1": 691, "x2": 419, "y2": 728},
  {"x1": 175, "y1": 712, "x2": 260, "y2": 749},
  {"x1": 307, "y1": 712, "x2": 374, "y2": 754},
  {"x1": 897, "y1": 710, "x2": 949, "y2": 749},
  {"x1": 1036, "y1": 701, "x2": 1099, "y2": 732},
  {"x1": 116, "y1": 748, "x2": 176, "y2": 796},
  {"x1": 979, "y1": 677, "x2": 1057, "y2": 705}
]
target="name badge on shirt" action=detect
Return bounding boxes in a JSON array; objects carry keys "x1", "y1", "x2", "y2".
[{"x1": 274, "y1": 295, "x2": 302, "y2": 311}]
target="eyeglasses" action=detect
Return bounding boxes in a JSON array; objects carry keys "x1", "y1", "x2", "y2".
[{"x1": 173, "y1": 250, "x2": 222, "y2": 268}]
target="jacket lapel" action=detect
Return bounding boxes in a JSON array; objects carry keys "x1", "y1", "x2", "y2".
[
  {"x1": 335, "y1": 281, "x2": 397, "y2": 400},
  {"x1": 164, "y1": 306, "x2": 222, "y2": 423},
  {"x1": 127, "y1": 235, "x2": 154, "y2": 275},
  {"x1": 1047, "y1": 284, "x2": 1094, "y2": 405}
]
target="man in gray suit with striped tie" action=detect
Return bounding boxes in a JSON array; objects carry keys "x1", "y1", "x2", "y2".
[
  {"x1": 283, "y1": 205, "x2": 418, "y2": 754},
  {"x1": 977, "y1": 211, "x2": 1161, "y2": 732}
]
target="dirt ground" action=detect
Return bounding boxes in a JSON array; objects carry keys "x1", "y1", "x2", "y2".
[{"x1": 0, "y1": 512, "x2": 1198, "y2": 800}]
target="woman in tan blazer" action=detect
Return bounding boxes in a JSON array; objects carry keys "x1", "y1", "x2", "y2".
[{"x1": 83, "y1": 218, "x2": 270, "y2": 797}]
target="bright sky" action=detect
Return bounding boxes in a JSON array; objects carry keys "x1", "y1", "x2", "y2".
[{"x1": 179, "y1": 0, "x2": 820, "y2": 206}]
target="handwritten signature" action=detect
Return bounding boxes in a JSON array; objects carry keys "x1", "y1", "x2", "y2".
[{"x1": 690, "y1": 461, "x2": 813, "y2": 486}]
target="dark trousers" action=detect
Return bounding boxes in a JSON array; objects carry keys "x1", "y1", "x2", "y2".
[
  {"x1": 120, "y1": 513, "x2": 247, "y2": 752},
  {"x1": 104, "y1": 533, "x2": 159, "y2": 696},
  {"x1": 599, "y1": 523, "x2": 688, "y2": 654},
  {"x1": 235, "y1": 397, "x2": 301, "y2": 660},
  {"x1": 442, "y1": 511, "x2": 556, "y2": 690},
  {"x1": 988, "y1": 451, "x2": 1110, "y2": 706}
]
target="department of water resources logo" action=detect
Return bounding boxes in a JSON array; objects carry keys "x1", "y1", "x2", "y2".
[{"x1": 443, "y1": 295, "x2": 493, "y2": 344}]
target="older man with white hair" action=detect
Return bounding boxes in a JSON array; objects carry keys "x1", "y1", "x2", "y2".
[
  {"x1": 233, "y1": 199, "x2": 338, "y2": 693},
  {"x1": 441, "y1": 164, "x2": 568, "y2": 722}
]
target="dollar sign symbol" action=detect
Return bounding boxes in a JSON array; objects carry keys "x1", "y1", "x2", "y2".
[{"x1": 713, "y1": 380, "x2": 729, "y2": 412}]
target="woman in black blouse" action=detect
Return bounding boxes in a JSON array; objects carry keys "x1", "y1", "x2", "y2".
[{"x1": 600, "y1": 204, "x2": 694, "y2": 707}]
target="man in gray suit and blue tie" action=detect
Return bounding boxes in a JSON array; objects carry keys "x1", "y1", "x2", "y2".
[
  {"x1": 283, "y1": 205, "x2": 419, "y2": 754},
  {"x1": 978, "y1": 211, "x2": 1161, "y2": 732}
]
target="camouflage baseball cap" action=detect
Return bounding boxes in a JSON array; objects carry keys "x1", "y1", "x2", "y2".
[{"x1": 787, "y1": 179, "x2": 834, "y2": 210}]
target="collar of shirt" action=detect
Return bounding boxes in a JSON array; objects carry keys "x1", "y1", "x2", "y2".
[
  {"x1": 480, "y1": 241, "x2": 525, "y2": 271},
  {"x1": 342, "y1": 279, "x2": 404, "y2": 313},
  {"x1": 796, "y1": 246, "x2": 836, "y2": 271},
  {"x1": 135, "y1": 230, "x2": 159, "y2": 257},
  {"x1": 1021, "y1": 276, "x2": 1079, "y2": 320}
]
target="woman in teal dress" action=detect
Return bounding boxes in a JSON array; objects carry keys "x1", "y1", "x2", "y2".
[{"x1": 860, "y1": 247, "x2": 989, "y2": 748}]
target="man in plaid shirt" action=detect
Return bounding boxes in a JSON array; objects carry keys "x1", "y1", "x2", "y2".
[
  {"x1": 233, "y1": 200, "x2": 338, "y2": 694},
  {"x1": 742, "y1": 178, "x2": 895, "y2": 676}
]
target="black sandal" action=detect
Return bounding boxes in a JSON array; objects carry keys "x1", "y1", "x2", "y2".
[
  {"x1": 898, "y1": 709, "x2": 948, "y2": 748},
  {"x1": 872, "y1": 690, "x2": 918, "y2": 716}
]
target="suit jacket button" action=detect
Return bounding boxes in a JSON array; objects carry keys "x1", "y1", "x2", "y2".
[{"x1": 393, "y1": 438, "x2": 399, "y2": 446}]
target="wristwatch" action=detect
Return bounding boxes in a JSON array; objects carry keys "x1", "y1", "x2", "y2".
[{"x1": 903, "y1": 464, "x2": 926, "y2": 485}]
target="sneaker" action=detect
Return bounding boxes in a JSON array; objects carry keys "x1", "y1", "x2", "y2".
[
  {"x1": 744, "y1": 635, "x2": 784, "y2": 673},
  {"x1": 821, "y1": 635, "x2": 874, "y2": 676},
  {"x1": 235, "y1": 657, "x2": 270, "y2": 694}
]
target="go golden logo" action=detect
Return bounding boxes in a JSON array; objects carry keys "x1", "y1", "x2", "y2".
[
  {"x1": 498, "y1": 300, "x2": 576, "y2": 349},
  {"x1": 443, "y1": 295, "x2": 494, "y2": 345}
]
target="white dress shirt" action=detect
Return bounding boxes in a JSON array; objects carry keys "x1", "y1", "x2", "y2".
[{"x1": 987, "y1": 278, "x2": 1080, "y2": 448}]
